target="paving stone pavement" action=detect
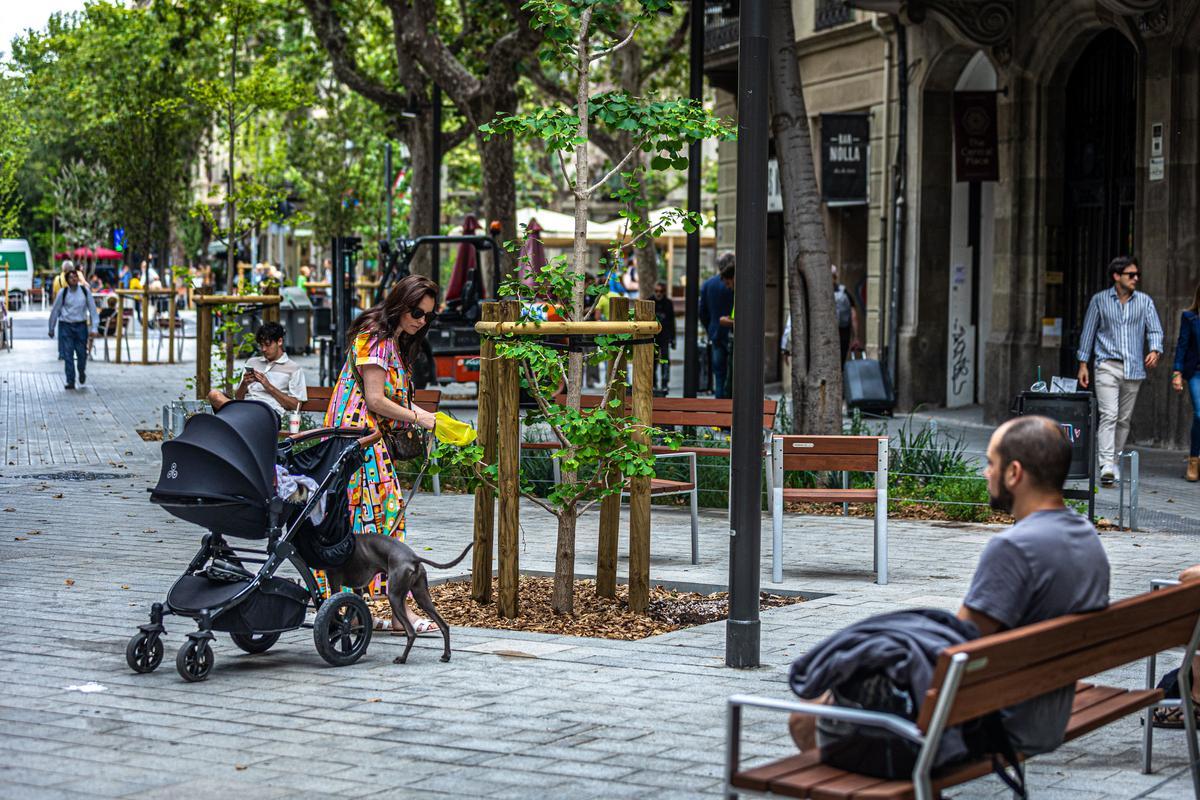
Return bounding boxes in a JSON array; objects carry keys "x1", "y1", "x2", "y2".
[{"x1": 1, "y1": 312, "x2": 1198, "y2": 798}]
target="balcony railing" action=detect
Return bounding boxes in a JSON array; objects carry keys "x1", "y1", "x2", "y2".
[
  {"x1": 815, "y1": 0, "x2": 854, "y2": 31},
  {"x1": 704, "y1": 19, "x2": 739, "y2": 54}
]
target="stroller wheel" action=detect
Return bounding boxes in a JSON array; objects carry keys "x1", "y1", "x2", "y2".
[
  {"x1": 230, "y1": 631, "x2": 281, "y2": 654},
  {"x1": 126, "y1": 632, "x2": 163, "y2": 674},
  {"x1": 313, "y1": 593, "x2": 372, "y2": 667},
  {"x1": 176, "y1": 639, "x2": 214, "y2": 682}
]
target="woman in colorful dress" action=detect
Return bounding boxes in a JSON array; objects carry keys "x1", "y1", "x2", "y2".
[{"x1": 324, "y1": 274, "x2": 440, "y2": 633}]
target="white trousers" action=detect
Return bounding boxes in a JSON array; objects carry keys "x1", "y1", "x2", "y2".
[{"x1": 1095, "y1": 360, "x2": 1142, "y2": 467}]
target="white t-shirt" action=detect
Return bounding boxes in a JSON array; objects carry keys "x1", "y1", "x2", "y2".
[{"x1": 243, "y1": 353, "x2": 308, "y2": 414}]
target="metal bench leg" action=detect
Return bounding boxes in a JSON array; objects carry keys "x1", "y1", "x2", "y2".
[
  {"x1": 725, "y1": 701, "x2": 742, "y2": 800},
  {"x1": 1180, "y1": 616, "x2": 1200, "y2": 797},
  {"x1": 431, "y1": 453, "x2": 442, "y2": 497},
  {"x1": 772, "y1": 438, "x2": 783, "y2": 584},
  {"x1": 689, "y1": 452, "x2": 699, "y2": 565},
  {"x1": 1143, "y1": 650, "x2": 1157, "y2": 773},
  {"x1": 875, "y1": 438, "x2": 889, "y2": 586}
]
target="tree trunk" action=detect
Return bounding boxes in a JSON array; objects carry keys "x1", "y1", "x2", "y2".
[
  {"x1": 478, "y1": 123, "x2": 517, "y2": 285},
  {"x1": 768, "y1": 0, "x2": 842, "y2": 435},
  {"x1": 403, "y1": 109, "x2": 437, "y2": 280}
]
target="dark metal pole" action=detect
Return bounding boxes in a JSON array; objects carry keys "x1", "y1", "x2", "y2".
[
  {"x1": 329, "y1": 236, "x2": 343, "y2": 381},
  {"x1": 385, "y1": 142, "x2": 394, "y2": 242},
  {"x1": 726, "y1": 0, "x2": 768, "y2": 669},
  {"x1": 683, "y1": 0, "x2": 704, "y2": 398},
  {"x1": 885, "y1": 20, "x2": 908, "y2": 387}
]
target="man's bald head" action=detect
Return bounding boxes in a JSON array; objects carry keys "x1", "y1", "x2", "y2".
[{"x1": 992, "y1": 416, "x2": 1073, "y2": 492}]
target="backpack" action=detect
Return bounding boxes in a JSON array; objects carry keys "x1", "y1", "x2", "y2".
[{"x1": 816, "y1": 670, "x2": 1026, "y2": 796}]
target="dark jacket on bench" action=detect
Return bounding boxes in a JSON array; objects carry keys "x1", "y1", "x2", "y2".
[{"x1": 790, "y1": 608, "x2": 980, "y2": 765}]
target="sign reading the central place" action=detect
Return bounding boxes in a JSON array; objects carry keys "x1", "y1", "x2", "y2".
[
  {"x1": 820, "y1": 113, "x2": 870, "y2": 206},
  {"x1": 953, "y1": 91, "x2": 999, "y2": 182}
]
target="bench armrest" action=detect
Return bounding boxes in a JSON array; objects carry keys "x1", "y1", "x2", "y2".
[{"x1": 727, "y1": 694, "x2": 924, "y2": 744}]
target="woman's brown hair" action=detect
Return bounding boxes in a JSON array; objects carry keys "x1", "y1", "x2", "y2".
[
  {"x1": 1188, "y1": 282, "x2": 1200, "y2": 314},
  {"x1": 347, "y1": 274, "x2": 438, "y2": 368}
]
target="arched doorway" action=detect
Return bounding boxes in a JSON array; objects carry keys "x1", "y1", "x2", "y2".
[{"x1": 1054, "y1": 29, "x2": 1138, "y2": 374}]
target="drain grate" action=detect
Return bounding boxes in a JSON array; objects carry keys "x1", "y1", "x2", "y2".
[{"x1": 14, "y1": 471, "x2": 130, "y2": 482}]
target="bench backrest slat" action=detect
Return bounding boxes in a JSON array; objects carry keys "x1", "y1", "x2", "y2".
[
  {"x1": 915, "y1": 581, "x2": 1200, "y2": 731},
  {"x1": 552, "y1": 394, "x2": 777, "y2": 432},
  {"x1": 776, "y1": 435, "x2": 886, "y2": 473},
  {"x1": 301, "y1": 386, "x2": 442, "y2": 414}
]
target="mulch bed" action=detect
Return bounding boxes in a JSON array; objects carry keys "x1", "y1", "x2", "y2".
[
  {"x1": 784, "y1": 501, "x2": 1121, "y2": 530},
  {"x1": 135, "y1": 429, "x2": 163, "y2": 441},
  {"x1": 367, "y1": 575, "x2": 804, "y2": 641}
]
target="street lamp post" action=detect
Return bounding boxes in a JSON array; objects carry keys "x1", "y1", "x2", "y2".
[{"x1": 726, "y1": 0, "x2": 769, "y2": 669}]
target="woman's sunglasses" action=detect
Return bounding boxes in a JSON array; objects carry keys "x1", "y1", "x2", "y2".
[{"x1": 410, "y1": 307, "x2": 437, "y2": 321}]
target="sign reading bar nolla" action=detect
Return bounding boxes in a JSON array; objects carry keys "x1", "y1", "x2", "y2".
[
  {"x1": 819, "y1": 113, "x2": 870, "y2": 206},
  {"x1": 954, "y1": 91, "x2": 999, "y2": 182}
]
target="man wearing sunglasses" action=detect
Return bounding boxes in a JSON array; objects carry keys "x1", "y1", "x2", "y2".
[{"x1": 1076, "y1": 256, "x2": 1164, "y2": 486}]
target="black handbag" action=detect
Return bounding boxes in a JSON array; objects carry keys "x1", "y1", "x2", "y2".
[{"x1": 349, "y1": 357, "x2": 428, "y2": 463}]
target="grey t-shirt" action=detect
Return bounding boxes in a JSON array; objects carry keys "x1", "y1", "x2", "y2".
[{"x1": 962, "y1": 507, "x2": 1110, "y2": 755}]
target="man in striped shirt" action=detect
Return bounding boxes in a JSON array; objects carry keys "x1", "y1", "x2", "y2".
[{"x1": 1076, "y1": 256, "x2": 1164, "y2": 485}]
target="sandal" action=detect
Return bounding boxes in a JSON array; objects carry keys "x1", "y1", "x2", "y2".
[
  {"x1": 1152, "y1": 704, "x2": 1200, "y2": 729},
  {"x1": 413, "y1": 618, "x2": 440, "y2": 637}
]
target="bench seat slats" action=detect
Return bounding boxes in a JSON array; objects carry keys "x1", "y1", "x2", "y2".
[
  {"x1": 732, "y1": 753, "x2": 823, "y2": 792},
  {"x1": 783, "y1": 489, "x2": 879, "y2": 504},
  {"x1": 782, "y1": 455, "x2": 879, "y2": 472},
  {"x1": 648, "y1": 478, "x2": 695, "y2": 494},
  {"x1": 731, "y1": 685, "x2": 1164, "y2": 799}
]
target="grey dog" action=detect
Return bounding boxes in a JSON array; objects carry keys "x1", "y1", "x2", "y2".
[{"x1": 322, "y1": 536, "x2": 472, "y2": 664}]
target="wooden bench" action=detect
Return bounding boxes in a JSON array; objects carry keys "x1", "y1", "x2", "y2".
[
  {"x1": 301, "y1": 386, "x2": 444, "y2": 495},
  {"x1": 523, "y1": 395, "x2": 779, "y2": 565},
  {"x1": 725, "y1": 580, "x2": 1200, "y2": 799},
  {"x1": 771, "y1": 435, "x2": 889, "y2": 585}
]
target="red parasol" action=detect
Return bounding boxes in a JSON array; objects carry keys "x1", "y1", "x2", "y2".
[
  {"x1": 444, "y1": 215, "x2": 480, "y2": 303},
  {"x1": 55, "y1": 247, "x2": 124, "y2": 261},
  {"x1": 518, "y1": 218, "x2": 546, "y2": 289}
]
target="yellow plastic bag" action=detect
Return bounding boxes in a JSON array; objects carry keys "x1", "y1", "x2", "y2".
[{"x1": 433, "y1": 412, "x2": 477, "y2": 446}]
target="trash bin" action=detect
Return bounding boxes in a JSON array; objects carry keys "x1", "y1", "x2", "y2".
[
  {"x1": 1010, "y1": 390, "x2": 1097, "y2": 520},
  {"x1": 279, "y1": 286, "x2": 313, "y2": 355}
]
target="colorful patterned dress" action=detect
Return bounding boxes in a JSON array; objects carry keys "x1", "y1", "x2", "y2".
[{"x1": 320, "y1": 331, "x2": 410, "y2": 595}]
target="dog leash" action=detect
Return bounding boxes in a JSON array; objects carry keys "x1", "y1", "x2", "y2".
[{"x1": 402, "y1": 449, "x2": 432, "y2": 510}]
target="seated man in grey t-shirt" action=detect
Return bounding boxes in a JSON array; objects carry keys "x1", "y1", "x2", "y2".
[
  {"x1": 789, "y1": 416, "x2": 1110, "y2": 757},
  {"x1": 957, "y1": 415, "x2": 1110, "y2": 754}
]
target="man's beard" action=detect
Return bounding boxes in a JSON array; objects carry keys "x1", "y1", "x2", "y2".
[{"x1": 988, "y1": 482, "x2": 1014, "y2": 514}]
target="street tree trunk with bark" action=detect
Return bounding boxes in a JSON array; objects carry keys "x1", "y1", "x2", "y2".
[{"x1": 768, "y1": 0, "x2": 842, "y2": 434}]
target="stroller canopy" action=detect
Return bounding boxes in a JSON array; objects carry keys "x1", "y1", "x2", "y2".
[{"x1": 151, "y1": 401, "x2": 280, "y2": 537}]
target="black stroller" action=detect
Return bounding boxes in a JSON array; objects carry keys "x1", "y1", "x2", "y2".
[{"x1": 126, "y1": 399, "x2": 378, "y2": 682}]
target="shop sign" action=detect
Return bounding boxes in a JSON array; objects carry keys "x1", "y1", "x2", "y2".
[
  {"x1": 820, "y1": 113, "x2": 870, "y2": 205},
  {"x1": 953, "y1": 91, "x2": 999, "y2": 182}
]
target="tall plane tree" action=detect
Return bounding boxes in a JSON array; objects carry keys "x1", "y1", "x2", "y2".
[{"x1": 769, "y1": 0, "x2": 842, "y2": 434}]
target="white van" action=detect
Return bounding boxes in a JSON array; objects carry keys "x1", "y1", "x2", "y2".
[{"x1": 0, "y1": 238, "x2": 35, "y2": 299}]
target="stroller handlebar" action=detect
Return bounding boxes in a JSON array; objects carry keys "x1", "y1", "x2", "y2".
[{"x1": 283, "y1": 427, "x2": 382, "y2": 448}]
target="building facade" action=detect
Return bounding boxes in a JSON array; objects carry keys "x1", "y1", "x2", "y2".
[{"x1": 709, "y1": 0, "x2": 1200, "y2": 449}]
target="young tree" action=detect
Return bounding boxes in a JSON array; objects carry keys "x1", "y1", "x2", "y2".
[
  {"x1": 0, "y1": 79, "x2": 30, "y2": 239},
  {"x1": 189, "y1": 0, "x2": 310, "y2": 291},
  {"x1": 49, "y1": 160, "x2": 115, "y2": 270},
  {"x1": 448, "y1": 0, "x2": 732, "y2": 615},
  {"x1": 768, "y1": 0, "x2": 842, "y2": 434}
]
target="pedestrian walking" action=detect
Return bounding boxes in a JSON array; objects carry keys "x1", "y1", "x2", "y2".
[
  {"x1": 1171, "y1": 281, "x2": 1200, "y2": 481},
  {"x1": 832, "y1": 265, "x2": 860, "y2": 364},
  {"x1": 699, "y1": 254, "x2": 735, "y2": 398},
  {"x1": 1076, "y1": 256, "x2": 1164, "y2": 486},
  {"x1": 652, "y1": 281, "x2": 676, "y2": 394},
  {"x1": 47, "y1": 267, "x2": 98, "y2": 390}
]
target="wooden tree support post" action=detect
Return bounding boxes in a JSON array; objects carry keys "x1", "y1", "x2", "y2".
[
  {"x1": 167, "y1": 290, "x2": 176, "y2": 365},
  {"x1": 472, "y1": 301, "x2": 499, "y2": 604},
  {"x1": 195, "y1": 304, "x2": 212, "y2": 399},
  {"x1": 496, "y1": 300, "x2": 521, "y2": 618},
  {"x1": 140, "y1": 291, "x2": 150, "y2": 365},
  {"x1": 627, "y1": 299, "x2": 655, "y2": 614},
  {"x1": 596, "y1": 296, "x2": 630, "y2": 599},
  {"x1": 192, "y1": 295, "x2": 281, "y2": 401},
  {"x1": 114, "y1": 294, "x2": 126, "y2": 365}
]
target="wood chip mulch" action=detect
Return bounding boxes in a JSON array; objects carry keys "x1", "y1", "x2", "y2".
[
  {"x1": 136, "y1": 429, "x2": 164, "y2": 441},
  {"x1": 367, "y1": 576, "x2": 804, "y2": 640}
]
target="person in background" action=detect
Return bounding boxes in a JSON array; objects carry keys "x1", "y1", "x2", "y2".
[
  {"x1": 832, "y1": 265, "x2": 860, "y2": 364},
  {"x1": 621, "y1": 252, "x2": 639, "y2": 296},
  {"x1": 48, "y1": 267, "x2": 99, "y2": 390},
  {"x1": 1076, "y1": 256, "x2": 1164, "y2": 486},
  {"x1": 699, "y1": 254, "x2": 735, "y2": 398},
  {"x1": 1171, "y1": 281, "x2": 1200, "y2": 481},
  {"x1": 51, "y1": 260, "x2": 73, "y2": 298},
  {"x1": 230, "y1": 322, "x2": 308, "y2": 415},
  {"x1": 652, "y1": 281, "x2": 676, "y2": 394},
  {"x1": 297, "y1": 264, "x2": 311, "y2": 290},
  {"x1": 118, "y1": 263, "x2": 132, "y2": 290}
]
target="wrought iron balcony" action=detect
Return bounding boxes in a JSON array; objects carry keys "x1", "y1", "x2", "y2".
[{"x1": 815, "y1": 0, "x2": 854, "y2": 31}]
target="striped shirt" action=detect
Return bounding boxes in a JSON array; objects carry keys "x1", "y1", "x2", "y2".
[{"x1": 1075, "y1": 288, "x2": 1164, "y2": 381}]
